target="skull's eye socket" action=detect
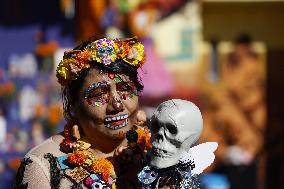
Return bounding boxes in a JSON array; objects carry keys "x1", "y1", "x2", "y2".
[
  {"x1": 166, "y1": 123, "x2": 177, "y2": 135},
  {"x1": 150, "y1": 173, "x2": 156, "y2": 177}
]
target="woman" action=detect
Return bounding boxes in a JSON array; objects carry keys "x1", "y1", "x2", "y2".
[{"x1": 14, "y1": 37, "x2": 151, "y2": 189}]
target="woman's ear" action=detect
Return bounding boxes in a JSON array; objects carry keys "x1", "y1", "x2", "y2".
[{"x1": 71, "y1": 125, "x2": 81, "y2": 140}]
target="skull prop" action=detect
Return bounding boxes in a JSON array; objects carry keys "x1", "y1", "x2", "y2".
[{"x1": 150, "y1": 99, "x2": 203, "y2": 169}]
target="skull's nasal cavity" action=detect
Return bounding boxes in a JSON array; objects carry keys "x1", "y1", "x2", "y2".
[{"x1": 156, "y1": 134, "x2": 163, "y2": 142}]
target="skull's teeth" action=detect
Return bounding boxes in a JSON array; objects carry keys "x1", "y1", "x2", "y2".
[
  {"x1": 152, "y1": 148, "x2": 170, "y2": 157},
  {"x1": 153, "y1": 148, "x2": 161, "y2": 154}
]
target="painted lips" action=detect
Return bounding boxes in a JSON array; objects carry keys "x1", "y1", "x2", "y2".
[{"x1": 104, "y1": 114, "x2": 128, "y2": 130}]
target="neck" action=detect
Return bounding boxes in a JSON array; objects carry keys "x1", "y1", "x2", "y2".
[{"x1": 82, "y1": 133, "x2": 128, "y2": 158}]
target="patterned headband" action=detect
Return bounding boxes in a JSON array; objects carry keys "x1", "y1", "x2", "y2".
[{"x1": 56, "y1": 37, "x2": 145, "y2": 86}]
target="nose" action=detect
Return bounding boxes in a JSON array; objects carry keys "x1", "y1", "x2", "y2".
[
  {"x1": 106, "y1": 92, "x2": 125, "y2": 114},
  {"x1": 155, "y1": 134, "x2": 163, "y2": 142},
  {"x1": 154, "y1": 128, "x2": 165, "y2": 143},
  {"x1": 112, "y1": 99, "x2": 124, "y2": 111}
]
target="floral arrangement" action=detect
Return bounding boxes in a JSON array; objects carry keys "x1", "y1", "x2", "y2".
[
  {"x1": 67, "y1": 150, "x2": 116, "y2": 182},
  {"x1": 58, "y1": 123, "x2": 151, "y2": 188},
  {"x1": 60, "y1": 141, "x2": 116, "y2": 188},
  {"x1": 90, "y1": 158, "x2": 114, "y2": 181},
  {"x1": 56, "y1": 37, "x2": 145, "y2": 86}
]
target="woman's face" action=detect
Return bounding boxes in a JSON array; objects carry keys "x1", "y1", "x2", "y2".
[{"x1": 75, "y1": 68, "x2": 139, "y2": 140}]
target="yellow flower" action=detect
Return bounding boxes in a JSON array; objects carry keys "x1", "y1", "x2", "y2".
[
  {"x1": 112, "y1": 183, "x2": 116, "y2": 189},
  {"x1": 56, "y1": 59, "x2": 75, "y2": 85},
  {"x1": 123, "y1": 42, "x2": 145, "y2": 67},
  {"x1": 56, "y1": 52, "x2": 90, "y2": 86}
]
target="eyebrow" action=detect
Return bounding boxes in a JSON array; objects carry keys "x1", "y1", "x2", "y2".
[
  {"x1": 116, "y1": 81, "x2": 131, "y2": 86},
  {"x1": 84, "y1": 81, "x2": 109, "y2": 94},
  {"x1": 114, "y1": 74, "x2": 125, "y2": 83}
]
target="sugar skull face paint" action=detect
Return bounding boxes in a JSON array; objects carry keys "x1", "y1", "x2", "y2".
[
  {"x1": 76, "y1": 69, "x2": 139, "y2": 140},
  {"x1": 84, "y1": 81, "x2": 111, "y2": 106},
  {"x1": 84, "y1": 74, "x2": 138, "y2": 107},
  {"x1": 113, "y1": 74, "x2": 138, "y2": 100}
]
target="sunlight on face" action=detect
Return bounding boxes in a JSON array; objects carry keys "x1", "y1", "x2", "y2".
[{"x1": 76, "y1": 69, "x2": 139, "y2": 140}]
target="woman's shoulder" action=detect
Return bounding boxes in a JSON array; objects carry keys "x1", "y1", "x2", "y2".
[
  {"x1": 14, "y1": 134, "x2": 71, "y2": 188},
  {"x1": 26, "y1": 134, "x2": 65, "y2": 159}
]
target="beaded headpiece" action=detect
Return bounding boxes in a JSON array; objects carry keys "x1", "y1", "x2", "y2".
[{"x1": 56, "y1": 37, "x2": 145, "y2": 86}]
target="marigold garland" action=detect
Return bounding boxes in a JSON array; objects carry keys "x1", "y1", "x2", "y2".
[
  {"x1": 60, "y1": 124, "x2": 151, "y2": 188},
  {"x1": 75, "y1": 50, "x2": 93, "y2": 66},
  {"x1": 90, "y1": 158, "x2": 114, "y2": 181},
  {"x1": 66, "y1": 150, "x2": 115, "y2": 182}
]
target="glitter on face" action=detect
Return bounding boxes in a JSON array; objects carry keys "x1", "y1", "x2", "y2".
[
  {"x1": 83, "y1": 76, "x2": 138, "y2": 107},
  {"x1": 84, "y1": 81, "x2": 110, "y2": 107}
]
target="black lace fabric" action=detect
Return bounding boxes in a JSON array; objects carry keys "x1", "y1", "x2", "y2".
[
  {"x1": 44, "y1": 153, "x2": 85, "y2": 189},
  {"x1": 44, "y1": 153, "x2": 63, "y2": 189},
  {"x1": 14, "y1": 158, "x2": 33, "y2": 189}
]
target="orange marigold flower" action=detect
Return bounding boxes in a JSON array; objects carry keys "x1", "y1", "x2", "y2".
[
  {"x1": 67, "y1": 151, "x2": 87, "y2": 166},
  {"x1": 116, "y1": 41, "x2": 130, "y2": 59},
  {"x1": 91, "y1": 158, "x2": 113, "y2": 181},
  {"x1": 137, "y1": 128, "x2": 152, "y2": 150},
  {"x1": 76, "y1": 50, "x2": 92, "y2": 68}
]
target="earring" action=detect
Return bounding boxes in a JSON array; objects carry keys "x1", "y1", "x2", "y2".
[
  {"x1": 72, "y1": 125, "x2": 81, "y2": 141},
  {"x1": 60, "y1": 122, "x2": 81, "y2": 153},
  {"x1": 71, "y1": 125, "x2": 92, "y2": 151}
]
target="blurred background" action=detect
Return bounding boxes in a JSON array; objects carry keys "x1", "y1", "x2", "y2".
[{"x1": 0, "y1": 0, "x2": 283, "y2": 188}]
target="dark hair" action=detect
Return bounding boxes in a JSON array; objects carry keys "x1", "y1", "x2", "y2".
[
  {"x1": 234, "y1": 33, "x2": 252, "y2": 45},
  {"x1": 62, "y1": 37, "x2": 144, "y2": 122}
]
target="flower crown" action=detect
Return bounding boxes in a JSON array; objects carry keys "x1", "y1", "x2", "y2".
[{"x1": 56, "y1": 37, "x2": 145, "y2": 86}]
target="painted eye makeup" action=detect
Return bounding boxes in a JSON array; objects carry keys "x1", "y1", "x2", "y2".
[
  {"x1": 116, "y1": 82, "x2": 137, "y2": 100},
  {"x1": 84, "y1": 81, "x2": 110, "y2": 106},
  {"x1": 83, "y1": 75, "x2": 138, "y2": 107},
  {"x1": 86, "y1": 86, "x2": 109, "y2": 99}
]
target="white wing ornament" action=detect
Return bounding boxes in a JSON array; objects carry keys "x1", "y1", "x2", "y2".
[{"x1": 180, "y1": 142, "x2": 218, "y2": 175}]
